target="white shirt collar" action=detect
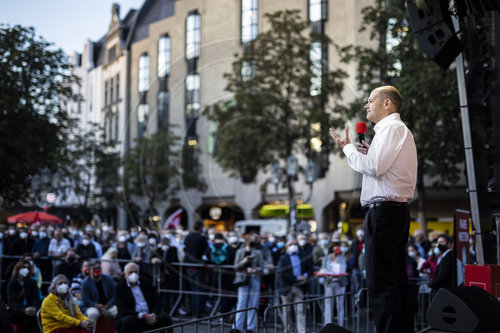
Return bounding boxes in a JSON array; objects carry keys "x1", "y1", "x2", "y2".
[{"x1": 374, "y1": 113, "x2": 401, "y2": 133}]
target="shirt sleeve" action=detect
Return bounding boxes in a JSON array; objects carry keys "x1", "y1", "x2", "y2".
[{"x1": 343, "y1": 123, "x2": 407, "y2": 177}]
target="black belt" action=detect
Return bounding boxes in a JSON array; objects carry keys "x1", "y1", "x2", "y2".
[{"x1": 365, "y1": 201, "x2": 408, "y2": 209}]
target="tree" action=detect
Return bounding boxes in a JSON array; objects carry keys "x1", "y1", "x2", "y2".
[
  {"x1": 337, "y1": 0, "x2": 463, "y2": 232},
  {"x1": 58, "y1": 123, "x2": 120, "y2": 211},
  {"x1": 122, "y1": 127, "x2": 205, "y2": 223},
  {"x1": 0, "y1": 25, "x2": 79, "y2": 204},
  {"x1": 204, "y1": 10, "x2": 347, "y2": 185}
]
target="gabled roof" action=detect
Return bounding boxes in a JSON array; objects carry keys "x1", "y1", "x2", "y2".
[{"x1": 126, "y1": 0, "x2": 177, "y2": 48}]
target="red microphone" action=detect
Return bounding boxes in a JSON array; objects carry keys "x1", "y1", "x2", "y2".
[{"x1": 356, "y1": 121, "x2": 367, "y2": 144}]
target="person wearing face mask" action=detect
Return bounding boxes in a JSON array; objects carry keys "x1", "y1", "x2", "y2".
[
  {"x1": 80, "y1": 259, "x2": 117, "y2": 326},
  {"x1": 71, "y1": 259, "x2": 91, "y2": 308},
  {"x1": 41, "y1": 274, "x2": 94, "y2": 333},
  {"x1": 153, "y1": 237, "x2": 179, "y2": 309},
  {"x1": 48, "y1": 229, "x2": 71, "y2": 269},
  {"x1": 31, "y1": 226, "x2": 52, "y2": 295},
  {"x1": 429, "y1": 234, "x2": 460, "y2": 291},
  {"x1": 76, "y1": 234, "x2": 98, "y2": 261},
  {"x1": 183, "y1": 221, "x2": 209, "y2": 319},
  {"x1": 7, "y1": 259, "x2": 41, "y2": 333},
  {"x1": 406, "y1": 244, "x2": 420, "y2": 315},
  {"x1": 231, "y1": 234, "x2": 264, "y2": 333},
  {"x1": 99, "y1": 223, "x2": 114, "y2": 253},
  {"x1": 320, "y1": 245, "x2": 348, "y2": 327},
  {"x1": 349, "y1": 226, "x2": 365, "y2": 295},
  {"x1": 313, "y1": 233, "x2": 330, "y2": 266},
  {"x1": 278, "y1": 239, "x2": 313, "y2": 333},
  {"x1": 132, "y1": 234, "x2": 155, "y2": 278},
  {"x1": 8, "y1": 227, "x2": 34, "y2": 257},
  {"x1": 55, "y1": 248, "x2": 81, "y2": 282},
  {"x1": 114, "y1": 263, "x2": 172, "y2": 333},
  {"x1": 116, "y1": 233, "x2": 133, "y2": 269}
]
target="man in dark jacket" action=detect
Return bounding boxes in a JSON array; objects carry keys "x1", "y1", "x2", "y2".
[
  {"x1": 115, "y1": 262, "x2": 172, "y2": 333},
  {"x1": 81, "y1": 259, "x2": 117, "y2": 323},
  {"x1": 183, "y1": 221, "x2": 208, "y2": 318},
  {"x1": 430, "y1": 234, "x2": 458, "y2": 290},
  {"x1": 278, "y1": 238, "x2": 313, "y2": 333}
]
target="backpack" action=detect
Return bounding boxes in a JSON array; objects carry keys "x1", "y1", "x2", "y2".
[{"x1": 210, "y1": 243, "x2": 228, "y2": 265}]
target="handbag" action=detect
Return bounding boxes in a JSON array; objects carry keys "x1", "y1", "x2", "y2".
[{"x1": 233, "y1": 274, "x2": 249, "y2": 287}]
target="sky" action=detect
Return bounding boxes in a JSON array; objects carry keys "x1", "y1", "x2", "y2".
[{"x1": 0, "y1": 0, "x2": 145, "y2": 56}]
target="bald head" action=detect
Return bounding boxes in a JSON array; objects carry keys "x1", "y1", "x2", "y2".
[{"x1": 375, "y1": 86, "x2": 402, "y2": 113}]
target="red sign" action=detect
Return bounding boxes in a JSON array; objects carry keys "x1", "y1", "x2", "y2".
[{"x1": 454, "y1": 209, "x2": 471, "y2": 265}]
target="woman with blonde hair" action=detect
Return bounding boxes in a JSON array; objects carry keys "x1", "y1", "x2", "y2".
[
  {"x1": 40, "y1": 274, "x2": 94, "y2": 333},
  {"x1": 101, "y1": 247, "x2": 122, "y2": 280}
]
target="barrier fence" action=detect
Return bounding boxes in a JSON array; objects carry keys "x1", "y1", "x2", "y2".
[{"x1": 0, "y1": 254, "x2": 434, "y2": 332}]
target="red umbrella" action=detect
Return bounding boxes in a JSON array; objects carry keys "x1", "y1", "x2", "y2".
[{"x1": 8, "y1": 211, "x2": 63, "y2": 225}]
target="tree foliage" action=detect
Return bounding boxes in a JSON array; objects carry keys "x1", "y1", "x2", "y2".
[
  {"x1": 0, "y1": 25, "x2": 79, "y2": 204},
  {"x1": 337, "y1": 0, "x2": 463, "y2": 228},
  {"x1": 204, "y1": 10, "x2": 348, "y2": 183},
  {"x1": 122, "y1": 128, "x2": 205, "y2": 214}
]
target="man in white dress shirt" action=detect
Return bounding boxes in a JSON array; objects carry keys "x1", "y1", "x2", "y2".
[{"x1": 330, "y1": 86, "x2": 417, "y2": 333}]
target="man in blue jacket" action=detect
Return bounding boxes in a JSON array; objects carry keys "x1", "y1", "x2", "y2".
[
  {"x1": 278, "y1": 238, "x2": 313, "y2": 333},
  {"x1": 81, "y1": 259, "x2": 117, "y2": 323}
]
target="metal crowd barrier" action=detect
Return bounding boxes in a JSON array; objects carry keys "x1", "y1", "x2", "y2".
[
  {"x1": 0, "y1": 253, "x2": 433, "y2": 332},
  {"x1": 142, "y1": 307, "x2": 259, "y2": 333}
]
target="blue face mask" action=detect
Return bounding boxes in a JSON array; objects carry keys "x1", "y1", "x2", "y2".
[
  {"x1": 320, "y1": 239, "x2": 329, "y2": 247},
  {"x1": 341, "y1": 246, "x2": 349, "y2": 253},
  {"x1": 277, "y1": 242, "x2": 285, "y2": 249},
  {"x1": 433, "y1": 247, "x2": 441, "y2": 255}
]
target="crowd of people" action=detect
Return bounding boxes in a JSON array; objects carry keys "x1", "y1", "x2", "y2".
[{"x1": 0, "y1": 220, "x2": 471, "y2": 333}]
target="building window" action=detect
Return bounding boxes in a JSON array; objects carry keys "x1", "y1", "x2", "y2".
[
  {"x1": 137, "y1": 104, "x2": 149, "y2": 138},
  {"x1": 110, "y1": 78, "x2": 114, "y2": 104},
  {"x1": 158, "y1": 35, "x2": 171, "y2": 77},
  {"x1": 310, "y1": 41, "x2": 323, "y2": 96},
  {"x1": 108, "y1": 44, "x2": 117, "y2": 63},
  {"x1": 116, "y1": 74, "x2": 120, "y2": 100},
  {"x1": 241, "y1": 0, "x2": 258, "y2": 43},
  {"x1": 104, "y1": 80, "x2": 108, "y2": 106},
  {"x1": 186, "y1": 12, "x2": 200, "y2": 60},
  {"x1": 185, "y1": 74, "x2": 200, "y2": 118},
  {"x1": 309, "y1": 0, "x2": 328, "y2": 23},
  {"x1": 138, "y1": 53, "x2": 150, "y2": 92},
  {"x1": 158, "y1": 91, "x2": 170, "y2": 130}
]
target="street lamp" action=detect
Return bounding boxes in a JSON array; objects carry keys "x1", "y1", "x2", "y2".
[
  {"x1": 272, "y1": 155, "x2": 318, "y2": 234},
  {"x1": 31, "y1": 167, "x2": 61, "y2": 209}
]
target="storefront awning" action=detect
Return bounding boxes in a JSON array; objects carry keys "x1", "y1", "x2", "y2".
[{"x1": 259, "y1": 203, "x2": 314, "y2": 219}]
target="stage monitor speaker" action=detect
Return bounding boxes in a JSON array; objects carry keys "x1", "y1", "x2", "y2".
[
  {"x1": 319, "y1": 323, "x2": 353, "y2": 333},
  {"x1": 426, "y1": 286, "x2": 500, "y2": 333},
  {"x1": 407, "y1": 0, "x2": 464, "y2": 69}
]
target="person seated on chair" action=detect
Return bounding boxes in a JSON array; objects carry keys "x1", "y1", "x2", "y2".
[
  {"x1": 70, "y1": 259, "x2": 90, "y2": 308},
  {"x1": 6, "y1": 259, "x2": 41, "y2": 333},
  {"x1": 80, "y1": 259, "x2": 117, "y2": 324},
  {"x1": 115, "y1": 262, "x2": 172, "y2": 333},
  {"x1": 41, "y1": 274, "x2": 94, "y2": 333}
]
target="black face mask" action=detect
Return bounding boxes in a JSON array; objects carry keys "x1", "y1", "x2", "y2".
[
  {"x1": 249, "y1": 241, "x2": 257, "y2": 248},
  {"x1": 438, "y1": 244, "x2": 448, "y2": 253}
]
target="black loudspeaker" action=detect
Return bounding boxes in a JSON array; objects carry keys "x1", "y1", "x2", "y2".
[
  {"x1": 406, "y1": 0, "x2": 464, "y2": 69},
  {"x1": 426, "y1": 286, "x2": 500, "y2": 333},
  {"x1": 318, "y1": 323, "x2": 353, "y2": 333}
]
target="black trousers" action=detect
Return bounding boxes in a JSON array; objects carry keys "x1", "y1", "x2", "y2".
[
  {"x1": 364, "y1": 204, "x2": 414, "y2": 333},
  {"x1": 118, "y1": 312, "x2": 172, "y2": 333}
]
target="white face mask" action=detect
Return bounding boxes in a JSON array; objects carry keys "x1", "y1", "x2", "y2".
[
  {"x1": 127, "y1": 272, "x2": 139, "y2": 284},
  {"x1": 161, "y1": 245, "x2": 169, "y2": 252},
  {"x1": 149, "y1": 238, "x2": 156, "y2": 246},
  {"x1": 287, "y1": 245, "x2": 299, "y2": 254},
  {"x1": 137, "y1": 242, "x2": 146, "y2": 248},
  {"x1": 209, "y1": 234, "x2": 215, "y2": 241},
  {"x1": 118, "y1": 236, "x2": 127, "y2": 243},
  {"x1": 19, "y1": 267, "x2": 30, "y2": 277},
  {"x1": 82, "y1": 239, "x2": 90, "y2": 246},
  {"x1": 56, "y1": 283, "x2": 69, "y2": 294},
  {"x1": 39, "y1": 232, "x2": 47, "y2": 239},
  {"x1": 268, "y1": 237, "x2": 276, "y2": 244},
  {"x1": 408, "y1": 251, "x2": 417, "y2": 258},
  {"x1": 32, "y1": 231, "x2": 39, "y2": 237},
  {"x1": 9, "y1": 229, "x2": 16, "y2": 236},
  {"x1": 298, "y1": 239, "x2": 307, "y2": 247},
  {"x1": 228, "y1": 236, "x2": 238, "y2": 244},
  {"x1": 102, "y1": 226, "x2": 109, "y2": 232},
  {"x1": 356, "y1": 230, "x2": 364, "y2": 238},
  {"x1": 20, "y1": 232, "x2": 28, "y2": 239}
]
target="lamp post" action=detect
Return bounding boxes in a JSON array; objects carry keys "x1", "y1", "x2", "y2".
[
  {"x1": 31, "y1": 167, "x2": 61, "y2": 209},
  {"x1": 271, "y1": 155, "x2": 317, "y2": 234}
]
